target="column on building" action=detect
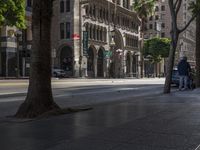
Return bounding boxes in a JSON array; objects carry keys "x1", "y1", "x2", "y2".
[{"x1": 73, "y1": 0, "x2": 81, "y2": 77}]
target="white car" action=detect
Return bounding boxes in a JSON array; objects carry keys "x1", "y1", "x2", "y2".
[{"x1": 52, "y1": 69, "x2": 67, "y2": 78}]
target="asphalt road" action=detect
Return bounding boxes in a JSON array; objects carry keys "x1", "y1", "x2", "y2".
[{"x1": 0, "y1": 78, "x2": 165, "y2": 117}]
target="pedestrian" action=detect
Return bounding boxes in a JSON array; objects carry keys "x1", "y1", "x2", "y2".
[{"x1": 177, "y1": 56, "x2": 191, "y2": 91}]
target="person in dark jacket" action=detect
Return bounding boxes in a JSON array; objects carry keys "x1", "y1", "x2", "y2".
[{"x1": 177, "y1": 56, "x2": 191, "y2": 90}]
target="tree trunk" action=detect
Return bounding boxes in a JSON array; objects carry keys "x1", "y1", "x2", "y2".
[
  {"x1": 15, "y1": 0, "x2": 60, "y2": 118},
  {"x1": 140, "y1": 19, "x2": 145, "y2": 78},
  {"x1": 196, "y1": 14, "x2": 200, "y2": 87},
  {"x1": 164, "y1": 30, "x2": 179, "y2": 93}
]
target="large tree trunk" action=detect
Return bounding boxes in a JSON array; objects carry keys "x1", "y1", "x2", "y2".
[
  {"x1": 164, "y1": 30, "x2": 179, "y2": 93},
  {"x1": 15, "y1": 0, "x2": 60, "y2": 118},
  {"x1": 196, "y1": 14, "x2": 200, "y2": 87},
  {"x1": 140, "y1": 19, "x2": 145, "y2": 78}
]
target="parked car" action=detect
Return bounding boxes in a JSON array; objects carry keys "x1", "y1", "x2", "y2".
[
  {"x1": 171, "y1": 68, "x2": 179, "y2": 86},
  {"x1": 52, "y1": 69, "x2": 67, "y2": 78},
  {"x1": 171, "y1": 67, "x2": 195, "y2": 89}
]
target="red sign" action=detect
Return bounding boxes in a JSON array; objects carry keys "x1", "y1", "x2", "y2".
[{"x1": 72, "y1": 34, "x2": 80, "y2": 40}]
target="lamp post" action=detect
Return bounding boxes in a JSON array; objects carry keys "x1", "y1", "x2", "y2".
[{"x1": 109, "y1": 29, "x2": 115, "y2": 78}]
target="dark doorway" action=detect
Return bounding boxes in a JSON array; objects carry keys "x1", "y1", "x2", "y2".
[
  {"x1": 60, "y1": 46, "x2": 73, "y2": 76},
  {"x1": 87, "y1": 47, "x2": 94, "y2": 77},
  {"x1": 132, "y1": 55, "x2": 137, "y2": 77},
  {"x1": 97, "y1": 48, "x2": 104, "y2": 77},
  {"x1": 126, "y1": 53, "x2": 131, "y2": 76}
]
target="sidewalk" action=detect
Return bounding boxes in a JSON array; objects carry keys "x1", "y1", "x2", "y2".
[{"x1": 1, "y1": 89, "x2": 200, "y2": 150}]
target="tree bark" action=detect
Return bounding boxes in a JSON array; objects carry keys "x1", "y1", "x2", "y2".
[
  {"x1": 164, "y1": 38, "x2": 178, "y2": 93},
  {"x1": 15, "y1": 0, "x2": 60, "y2": 118},
  {"x1": 140, "y1": 19, "x2": 145, "y2": 78},
  {"x1": 196, "y1": 14, "x2": 200, "y2": 87}
]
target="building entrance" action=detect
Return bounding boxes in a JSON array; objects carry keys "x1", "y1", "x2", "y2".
[
  {"x1": 60, "y1": 46, "x2": 73, "y2": 77},
  {"x1": 97, "y1": 48, "x2": 104, "y2": 77},
  {"x1": 87, "y1": 47, "x2": 94, "y2": 77}
]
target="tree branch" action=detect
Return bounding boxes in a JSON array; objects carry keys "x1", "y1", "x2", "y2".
[
  {"x1": 168, "y1": 0, "x2": 177, "y2": 28},
  {"x1": 175, "y1": 0, "x2": 182, "y2": 15},
  {"x1": 178, "y1": 13, "x2": 197, "y2": 33},
  {"x1": 173, "y1": 0, "x2": 179, "y2": 9}
]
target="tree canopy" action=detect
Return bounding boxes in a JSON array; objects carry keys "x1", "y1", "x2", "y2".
[
  {"x1": 143, "y1": 37, "x2": 170, "y2": 63},
  {"x1": 164, "y1": 0, "x2": 200, "y2": 93},
  {"x1": 0, "y1": 0, "x2": 26, "y2": 28},
  {"x1": 133, "y1": 0, "x2": 156, "y2": 19}
]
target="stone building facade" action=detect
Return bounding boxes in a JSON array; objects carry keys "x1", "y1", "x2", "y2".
[
  {"x1": 0, "y1": 0, "x2": 141, "y2": 78},
  {"x1": 144, "y1": 0, "x2": 196, "y2": 69},
  {"x1": 0, "y1": 0, "x2": 32, "y2": 77},
  {"x1": 51, "y1": 0, "x2": 141, "y2": 78}
]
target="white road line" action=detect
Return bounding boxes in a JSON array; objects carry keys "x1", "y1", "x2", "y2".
[
  {"x1": 195, "y1": 144, "x2": 200, "y2": 150},
  {"x1": 0, "y1": 91, "x2": 26, "y2": 96}
]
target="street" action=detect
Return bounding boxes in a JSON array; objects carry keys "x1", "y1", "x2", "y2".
[
  {"x1": 0, "y1": 78, "x2": 164, "y2": 117},
  {"x1": 1, "y1": 78, "x2": 200, "y2": 150}
]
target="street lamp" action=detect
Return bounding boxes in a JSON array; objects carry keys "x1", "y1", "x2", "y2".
[
  {"x1": 109, "y1": 29, "x2": 115, "y2": 78},
  {"x1": 110, "y1": 29, "x2": 115, "y2": 46}
]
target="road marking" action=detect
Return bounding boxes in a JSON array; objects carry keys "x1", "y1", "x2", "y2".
[
  {"x1": 195, "y1": 144, "x2": 200, "y2": 150},
  {"x1": 0, "y1": 92, "x2": 26, "y2": 96}
]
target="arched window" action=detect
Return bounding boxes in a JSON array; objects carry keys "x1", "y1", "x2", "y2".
[
  {"x1": 104, "y1": 28, "x2": 107, "y2": 42},
  {"x1": 93, "y1": 5, "x2": 96, "y2": 18},
  {"x1": 85, "y1": 5, "x2": 89, "y2": 16},
  {"x1": 27, "y1": 0, "x2": 32, "y2": 7},
  {"x1": 90, "y1": 25, "x2": 92, "y2": 39},
  {"x1": 60, "y1": 1, "x2": 64, "y2": 13},
  {"x1": 93, "y1": 26, "x2": 96, "y2": 40},
  {"x1": 97, "y1": 28, "x2": 99, "y2": 41},
  {"x1": 100, "y1": 29, "x2": 103, "y2": 41},
  {"x1": 66, "y1": 0, "x2": 70, "y2": 12}
]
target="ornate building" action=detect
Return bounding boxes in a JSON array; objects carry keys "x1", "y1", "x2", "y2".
[
  {"x1": 0, "y1": 0, "x2": 32, "y2": 77},
  {"x1": 51, "y1": 0, "x2": 141, "y2": 78},
  {"x1": 145, "y1": 0, "x2": 196, "y2": 69},
  {"x1": 0, "y1": 0, "x2": 141, "y2": 78}
]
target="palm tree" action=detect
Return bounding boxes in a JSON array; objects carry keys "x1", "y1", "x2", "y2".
[
  {"x1": 15, "y1": 0, "x2": 60, "y2": 118},
  {"x1": 133, "y1": 0, "x2": 156, "y2": 77}
]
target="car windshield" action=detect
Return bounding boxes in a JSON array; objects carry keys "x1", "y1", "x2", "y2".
[{"x1": 172, "y1": 70, "x2": 178, "y2": 76}]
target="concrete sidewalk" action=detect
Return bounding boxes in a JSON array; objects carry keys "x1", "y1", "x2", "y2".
[{"x1": 1, "y1": 89, "x2": 200, "y2": 150}]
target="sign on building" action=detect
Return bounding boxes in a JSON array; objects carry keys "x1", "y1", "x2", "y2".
[{"x1": 104, "y1": 51, "x2": 112, "y2": 59}]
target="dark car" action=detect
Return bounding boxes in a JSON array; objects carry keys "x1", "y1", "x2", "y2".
[
  {"x1": 171, "y1": 68, "x2": 195, "y2": 89},
  {"x1": 171, "y1": 68, "x2": 179, "y2": 86},
  {"x1": 52, "y1": 69, "x2": 67, "y2": 78}
]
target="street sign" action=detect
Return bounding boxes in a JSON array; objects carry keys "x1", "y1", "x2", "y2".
[
  {"x1": 72, "y1": 34, "x2": 80, "y2": 40},
  {"x1": 83, "y1": 31, "x2": 88, "y2": 56},
  {"x1": 104, "y1": 51, "x2": 112, "y2": 58}
]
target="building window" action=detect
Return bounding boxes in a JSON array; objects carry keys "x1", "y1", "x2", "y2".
[
  {"x1": 93, "y1": 27, "x2": 96, "y2": 40},
  {"x1": 117, "y1": 0, "x2": 120, "y2": 5},
  {"x1": 93, "y1": 5, "x2": 96, "y2": 18},
  {"x1": 161, "y1": 5, "x2": 165, "y2": 11},
  {"x1": 60, "y1": 23, "x2": 65, "y2": 39},
  {"x1": 161, "y1": 23, "x2": 165, "y2": 28},
  {"x1": 60, "y1": 1, "x2": 64, "y2": 13},
  {"x1": 149, "y1": 16, "x2": 153, "y2": 21},
  {"x1": 149, "y1": 24, "x2": 153, "y2": 29},
  {"x1": 161, "y1": 32, "x2": 165, "y2": 37},
  {"x1": 85, "y1": 5, "x2": 89, "y2": 16},
  {"x1": 27, "y1": 0, "x2": 32, "y2": 7},
  {"x1": 66, "y1": 22, "x2": 70, "y2": 39},
  {"x1": 155, "y1": 15, "x2": 159, "y2": 20},
  {"x1": 155, "y1": 6, "x2": 159, "y2": 11},
  {"x1": 90, "y1": 26, "x2": 92, "y2": 39},
  {"x1": 161, "y1": 14, "x2": 165, "y2": 20},
  {"x1": 66, "y1": 0, "x2": 70, "y2": 12}
]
